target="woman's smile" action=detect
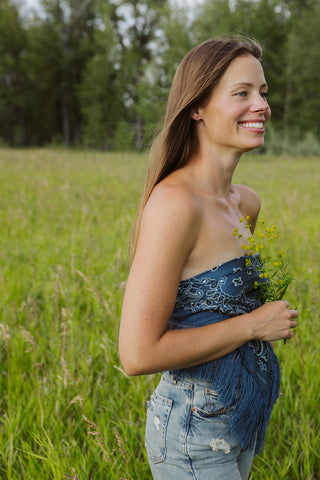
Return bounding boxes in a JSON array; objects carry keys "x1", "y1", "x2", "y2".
[{"x1": 238, "y1": 119, "x2": 266, "y2": 133}]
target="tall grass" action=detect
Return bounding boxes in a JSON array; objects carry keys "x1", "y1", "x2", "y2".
[{"x1": 0, "y1": 148, "x2": 319, "y2": 479}]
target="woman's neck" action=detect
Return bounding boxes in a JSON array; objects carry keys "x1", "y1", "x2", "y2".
[{"x1": 186, "y1": 147, "x2": 242, "y2": 198}]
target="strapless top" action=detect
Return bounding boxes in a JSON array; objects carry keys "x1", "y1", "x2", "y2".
[{"x1": 167, "y1": 254, "x2": 280, "y2": 455}]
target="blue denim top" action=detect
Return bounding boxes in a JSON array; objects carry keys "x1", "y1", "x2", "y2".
[{"x1": 167, "y1": 253, "x2": 280, "y2": 455}]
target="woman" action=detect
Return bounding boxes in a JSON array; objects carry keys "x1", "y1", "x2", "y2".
[{"x1": 119, "y1": 37, "x2": 298, "y2": 480}]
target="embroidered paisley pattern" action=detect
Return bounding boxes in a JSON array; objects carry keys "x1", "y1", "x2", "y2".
[
  {"x1": 175, "y1": 254, "x2": 262, "y2": 314},
  {"x1": 169, "y1": 254, "x2": 268, "y2": 375}
]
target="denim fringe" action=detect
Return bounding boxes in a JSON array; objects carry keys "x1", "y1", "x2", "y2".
[{"x1": 170, "y1": 345, "x2": 280, "y2": 455}]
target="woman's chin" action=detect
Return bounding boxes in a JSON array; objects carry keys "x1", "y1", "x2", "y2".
[{"x1": 240, "y1": 138, "x2": 265, "y2": 153}]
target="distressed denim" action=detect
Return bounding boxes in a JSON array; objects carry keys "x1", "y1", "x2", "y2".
[{"x1": 145, "y1": 372, "x2": 254, "y2": 480}]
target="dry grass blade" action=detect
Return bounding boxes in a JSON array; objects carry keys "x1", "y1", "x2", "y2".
[
  {"x1": 62, "y1": 467, "x2": 81, "y2": 480},
  {"x1": 113, "y1": 365, "x2": 130, "y2": 379},
  {"x1": 0, "y1": 323, "x2": 10, "y2": 350},
  {"x1": 75, "y1": 269, "x2": 111, "y2": 313},
  {"x1": 115, "y1": 429, "x2": 127, "y2": 461},
  {"x1": 21, "y1": 327, "x2": 36, "y2": 353},
  {"x1": 58, "y1": 356, "x2": 76, "y2": 387},
  {"x1": 68, "y1": 395, "x2": 84, "y2": 409},
  {"x1": 82, "y1": 415, "x2": 111, "y2": 462}
]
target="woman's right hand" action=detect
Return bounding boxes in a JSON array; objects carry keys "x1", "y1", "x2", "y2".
[{"x1": 248, "y1": 300, "x2": 298, "y2": 342}]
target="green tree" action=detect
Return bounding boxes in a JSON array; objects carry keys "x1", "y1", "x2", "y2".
[
  {"x1": 160, "y1": 3, "x2": 195, "y2": 81},
  {"x1": 132, "y1": 4, "x2": 193, "y2": 148},
  {"x1": 77, "y1": 2, "x2": 127, "y2": 149},
  {"x1": 0, "y1": 0, "x2": 28, "y2": 145},
  {"x1": 282, "y1": 0, "x2": 320, "y2": 135},
  {"x1": 1, "y1": 0, "x2": 319, "y2": 149},
  {"x1": 12, "y1": 0, "x2": 101, "y2": 147},
  {"x1": 193, "y1": 0, "x2": 289, "y2": 129},
  {"x1": 37, "y1": 0, "x2": 100, "y2": 145},
  {"x1": 109, "y1": 0, "x2": 168, "y2": 149}
]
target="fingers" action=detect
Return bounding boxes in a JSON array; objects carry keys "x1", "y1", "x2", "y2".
[
  {"x1": 253, "y1": 300, "x2": 299, "y2": 342},
  {"x1": 287, "y1": 309, "x2": 298, "y2": 338},
  {"x1": 289, "y1": 309, "x2": 298, "y2": 327},
  {"x1": 280, "y1": 303, "x2": 298, "y2": 340}
]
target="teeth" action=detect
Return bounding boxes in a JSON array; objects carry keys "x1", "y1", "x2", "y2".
[{"x1": 240, "y1": 122, "x2": 264, "y2": 129}]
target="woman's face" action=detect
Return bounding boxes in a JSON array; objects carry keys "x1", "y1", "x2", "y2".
[{"x1": 197, "y1": 54, "x2": 271, "y2": 154}]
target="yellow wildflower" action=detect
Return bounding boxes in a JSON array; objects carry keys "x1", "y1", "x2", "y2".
[{"x1": 273, "y1": 261, "x2": 282, "y2": 267}]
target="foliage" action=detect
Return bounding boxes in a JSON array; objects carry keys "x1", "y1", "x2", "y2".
[
  {"x1": 234, "y1": 218, "x2": 293, "y2": 344},
  {"x1": 0, "y1": 149, "x2": 319, "y2": 478},
  {"x1": 234, "y1": 217, "x2": 293, "y2": 302},
  {"x1": 0, "y1": 0, "x2": 28, "y2": 145},
  {"x1": 284, "y1": 0, "x2": 320, "y2": 133},
  {"x1": 264, "y1": 126, "x2": 320, "y2": 156},
  {"x1": 0, "y1": 0, "x2": 320, "y2": 150},
  {"x1": 77, "y1": 6, "x2": 125, "y2": 150}
]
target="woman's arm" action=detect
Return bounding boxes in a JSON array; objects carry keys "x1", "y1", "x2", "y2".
[{"x1": 119, "y1": 185, "x2": 297, "y2": 376}]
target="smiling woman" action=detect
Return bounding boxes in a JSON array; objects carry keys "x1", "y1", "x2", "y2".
[
  {"x1": 119, "y1": 36, "x2": 298, "y2": 480},
  {"x1": 193, "y1": 54, "x2": 270, "y2": 154}
]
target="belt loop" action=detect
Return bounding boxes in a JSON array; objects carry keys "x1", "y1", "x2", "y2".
[{"x1": 163, "y1": 371, "x2": 178, "y2": 384}]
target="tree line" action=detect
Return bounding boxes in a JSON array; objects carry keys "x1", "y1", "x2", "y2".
[{"x1": 0, "y1": 0, "x2": 319, "y2": 150}]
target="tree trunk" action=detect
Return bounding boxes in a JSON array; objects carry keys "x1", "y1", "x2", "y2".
[
  {"x1": 62, "y1": 101, "x2": 70, "y2": 147},
  {"x1": 135, "y1": 114, "x2": 143, "y2": 150}
]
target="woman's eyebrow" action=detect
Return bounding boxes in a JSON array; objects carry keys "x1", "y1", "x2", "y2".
[{"x1": 232, "y1": 82, "x2": 268, "y2": 89}]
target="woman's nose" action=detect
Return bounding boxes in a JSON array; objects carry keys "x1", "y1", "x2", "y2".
[{"x1": 251, "y1": 95, "x2": 269, "y2": 112}]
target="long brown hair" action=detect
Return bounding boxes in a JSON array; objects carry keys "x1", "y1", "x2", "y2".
[{"x1": 130, "y1": 36, "x2": 262, "y2": 261}]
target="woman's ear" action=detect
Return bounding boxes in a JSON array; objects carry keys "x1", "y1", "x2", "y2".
[{"x1": 191, "y1": 109, "x2": 201, "y2": 121}]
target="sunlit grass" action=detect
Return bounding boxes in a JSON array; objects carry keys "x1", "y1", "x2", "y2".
[{"x1": 0, "y1": 148, "x2": 319, "y2": 479}]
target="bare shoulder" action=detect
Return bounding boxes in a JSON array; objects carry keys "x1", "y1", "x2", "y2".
[
  {"x1": 142, "y1": 181, "x2": 201, "y2": 240},
  {"x1": 134, "y1": 180, "x2": 202, "y2": 273},
  {"x1": 233, "y1": 184, "x2": 261, "y2": 228}
]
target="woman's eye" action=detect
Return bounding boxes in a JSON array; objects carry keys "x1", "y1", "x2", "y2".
[
  {"x1": 237, "y1": 91, "x2": 247, "y2": 97},
  {"x1": 261, "y1": 92, "x2": 269, "y2": 100}
]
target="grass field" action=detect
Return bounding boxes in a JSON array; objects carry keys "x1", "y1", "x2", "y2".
[{"x1": 0, "y1": 148, "x2": 319, "y2": 479}]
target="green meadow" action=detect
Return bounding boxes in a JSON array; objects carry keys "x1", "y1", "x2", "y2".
[{"x1": 0, "y1": 148, "x2": 319, "y2": 479}]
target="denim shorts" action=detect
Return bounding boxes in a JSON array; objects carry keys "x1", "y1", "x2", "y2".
[{"x1": 145, "y1": 372, "x2": 254, "y2": 480}]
